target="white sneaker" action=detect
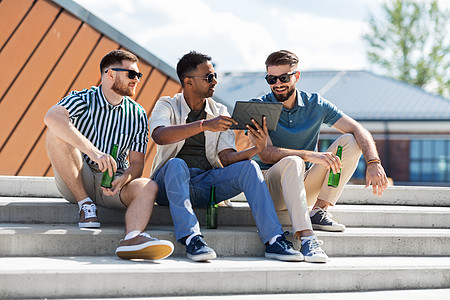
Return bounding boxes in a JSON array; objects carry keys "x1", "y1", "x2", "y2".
[{"x1": 300, "y1": 237, "x2": 329, "y2": 263}]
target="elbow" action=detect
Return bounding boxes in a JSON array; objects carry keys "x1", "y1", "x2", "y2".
[
  {"x1": 151, "y1": 127, "x2": 170, "y2": 145},
  {"x1": 257, "y1": 150, "x2": 271, "y2": 164},
  {"x1": 221, "y1": 160, "x2": 231, "y2": 167},
  {"x1": 44, "y1": 109, "x2": 55, "y2": 128},
  {"x1": 151, "y1": 130, "x2": 164, "y2": 145}
]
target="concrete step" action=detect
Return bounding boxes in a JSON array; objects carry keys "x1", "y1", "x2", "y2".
[
  {"x1": 0, "y1": 256, "x2": 449, "y2": 299},
  {"x1": 78, "y1": 289, "x2": 450, "y2": 300},
  {"x1": 2, "y1": 175, "x2": 450, "y2": 206},
  {"x1": 2, "y1": 197, "x2": 450, "y2": 229},
  {"x1": 1, "y1": 223, "x2": 449, "y2": 257}
]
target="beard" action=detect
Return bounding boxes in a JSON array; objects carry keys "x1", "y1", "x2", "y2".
[
  {"x1": 272, "y1": 85, "x2": 296, "y2": 102},
  {"x1": 112, "y1": 78, "x2": 135, "y2": 97}
]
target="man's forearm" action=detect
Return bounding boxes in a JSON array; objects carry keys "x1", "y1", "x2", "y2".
[
  {"x1": 219, "y1": 147, "x2": 260, "y2": 167},
  {"x1": 352, "y1": 126, "x2": 380, "y2": 162},
  {"x1": 44, "y1": 106, "x2": 100, "y2": 159},
  {"x1": 259, "y1": 145, "x2": 311, "y2": 164},
  {"x1": 152, "y1": 122, "x2": 203, "y2": 145}
]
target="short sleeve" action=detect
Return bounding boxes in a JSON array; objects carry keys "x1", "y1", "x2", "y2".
[
  {"x1": 130, "y1": 109, "x2": 149, "y2": 153},
  {"x1": 149, "y1": 98, "x2": 173, "y2": 138},
  {"x1": 57, "y1": 90, "x2": 89, "y2": 119}
]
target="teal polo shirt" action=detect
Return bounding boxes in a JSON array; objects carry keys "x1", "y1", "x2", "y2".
[{"x1": 251, "y1": 90, "x2": 343, "y2": 170}]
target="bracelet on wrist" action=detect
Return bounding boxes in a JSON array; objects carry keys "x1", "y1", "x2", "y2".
[
  {"x1": 366, "y1": 159, "x2": 381, "y2": 166},
  {"x1": 200, "y1": 119, "x2": 204, "y2": 131}
]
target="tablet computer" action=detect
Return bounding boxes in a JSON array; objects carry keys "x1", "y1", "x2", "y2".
[{"x1": 230, "y1": 101, "x2": 283, "y2": 130}]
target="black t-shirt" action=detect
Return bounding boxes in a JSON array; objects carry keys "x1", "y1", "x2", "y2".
[{"x1": 176, "y1": 109, "x2": 212, "y2": 170}]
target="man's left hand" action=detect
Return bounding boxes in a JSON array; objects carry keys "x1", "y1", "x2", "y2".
[
  {"x1": 365, "y1": 163, "x2": 388, "y2": 197},
  {"x1": 101, "y1": 175, "x2": 129, "y2": 196},
  {"x1": 247, "y1": 117, "x2": 268, "y2": 153}
]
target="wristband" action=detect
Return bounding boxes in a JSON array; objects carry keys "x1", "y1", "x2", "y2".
[
  {"x1": 200, "y1": 119, "x2": 204, "y2": 131},
  {"x1": 366, "y1": 159, "x2": 381, "y2": 166}
]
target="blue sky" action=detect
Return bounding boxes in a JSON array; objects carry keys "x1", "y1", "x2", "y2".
[{"x1": 73, "y1": 0, "x2": 445, "y2": 74}]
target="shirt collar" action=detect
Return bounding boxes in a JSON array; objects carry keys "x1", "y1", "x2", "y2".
[
  {"x1": 97, "y1": 85, "x2": 125, "y2": 111},
  {"x1": 180, "y1": 93, "x2": 214, "y2": 118},
  {"x1": 269, "y1": 89, "x2": 304, "y2": 112}
]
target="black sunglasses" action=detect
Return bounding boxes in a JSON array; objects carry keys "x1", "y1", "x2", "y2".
[
  {"x1": 265, "y1": 72, "x2": 296, "y2": 85},
  {"x1": 105, "y1": 68, "x2": 143, "y2": 81},
  {"x1": 187, "y1": 72, "x2": 217, "y2": 83}
]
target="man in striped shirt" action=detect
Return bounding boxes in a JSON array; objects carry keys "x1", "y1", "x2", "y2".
[{"x1": 44, "y1": 50, "x2": 173, "y2": 261}]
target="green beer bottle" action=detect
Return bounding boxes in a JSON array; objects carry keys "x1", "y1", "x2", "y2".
[
  {"x1": 100, "y1": 144, "x2": 118, "y2": 188},
  {"x1": 328, "y1": 145, "x2": 343, "y2": 187},
  {"x1": 206, "y1": 186, "x2": 218, "y2": 229}
]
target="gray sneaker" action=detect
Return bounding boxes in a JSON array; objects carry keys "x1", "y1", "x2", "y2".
[{"x1": 310, "y1": 208, "x2": 346, "y2": 232}]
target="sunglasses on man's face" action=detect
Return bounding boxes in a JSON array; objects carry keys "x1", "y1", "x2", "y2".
[
  {"x1": 105, "y1": 68, "x2": 143, "y2": 81},
  {"x1": 187, "y1": 72, "x2": 217, "y2": 83},
  {"x1": 264, "y1": 72, "x2": 296, "y2": 85}
]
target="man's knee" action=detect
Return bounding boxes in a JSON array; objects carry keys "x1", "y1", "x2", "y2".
[
  {"x1": 240, "y1": 160, "x2": 264, "y2": 175},
  {"x1": 338, "y1": 133, "x2": 362, "y2": 154},
  {"x1": 123, "y1": 178, "x2": 158, "y2": 204},
  {"x1": 165, "y1": 158, "x2": 189, "y2": 174},
  {"x1": 280, "y1": 156, "x2": 306, "y2": 174}
]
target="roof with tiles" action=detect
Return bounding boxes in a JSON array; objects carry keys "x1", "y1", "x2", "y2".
[
  {"x1": 214, "y1": 70, "x2": 450, "y2": 121},
  {"x1": 0, "y1": 0, "x2": 183, "y2": 177}
]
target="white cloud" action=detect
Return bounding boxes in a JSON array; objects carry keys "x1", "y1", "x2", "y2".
[
  {"x1": 73, "y1": 0, "x2": 403, "y2": 72},
  {"x1": 278, "y1": 11, "x2": 369, "y2": 70}
]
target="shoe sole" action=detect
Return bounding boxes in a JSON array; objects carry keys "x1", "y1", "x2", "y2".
[
  {"x1": 265, "y1": 252, "x2": 304, "y2": 262},
  {"x1": 187, "y1": 251, "x2": 217, "y2": 262},
  {"x1": 78, "y1": 222, "x2": 100, "y2": 228},
  {"x1": 116, "y1": 241, "x2": 174, "y2": 260},
  {"x1": 312, "y1": 224, "x2": 346, "y2": 232},
  {"x1": 303, "y1": 255, "x2": 329, "y2": 263}
]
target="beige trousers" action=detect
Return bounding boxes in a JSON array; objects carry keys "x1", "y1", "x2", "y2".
[{"x1": 262, "y1": 134, "x2": 362, "y2": 232}]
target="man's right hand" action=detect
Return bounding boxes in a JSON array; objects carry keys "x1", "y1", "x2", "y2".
[
  {"x1": 305, "y1": 151, "x2": 342, "y2": 175},
  {"x1": 203, "y1": 115, "x2": 237, "y2": 132},
  {"x1": 92, "y1": 151, "x2": 117, "y2": 176}
]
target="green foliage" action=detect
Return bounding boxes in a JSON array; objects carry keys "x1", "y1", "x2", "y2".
[{"x1": 363, "y1": 0, "x2": 450, "y2": 97}]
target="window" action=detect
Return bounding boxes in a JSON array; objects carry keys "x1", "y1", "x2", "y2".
[{"x1": 409, "y1": 140, "x2": 450, "y2": 182}]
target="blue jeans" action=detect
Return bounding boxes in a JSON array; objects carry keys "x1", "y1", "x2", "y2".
[{"x1": 153, "y1": 158, "x2": 283, "y2": 244}]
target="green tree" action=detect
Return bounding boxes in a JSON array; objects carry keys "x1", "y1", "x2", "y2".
[{"x1": 364, "y1": 0, "x2": 450, "y2": 97}]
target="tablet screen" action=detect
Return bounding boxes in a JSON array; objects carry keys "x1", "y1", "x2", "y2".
[{"x1": 230, "y1": 101, "x2": 283, "y2": 130}]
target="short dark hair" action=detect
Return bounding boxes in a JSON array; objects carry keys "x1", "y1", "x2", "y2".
[
  {"x1": 176, "y1": 51, "x2": 212, "y2": 86},
  {"x1": 100, "y1": 50, "x2": 139, "y2": 73},
  {"x1": 265, "y1": 50, "x2": 299, "y2": 69}
]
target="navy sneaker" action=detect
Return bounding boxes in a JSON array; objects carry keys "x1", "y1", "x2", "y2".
[
  {"x1": 186, "y1": 235, "x2": 217, "y2": 262},
  {"x1": 310, "y1": 208, "x2": 346, "y2": 232},
  {"x1": 265, "y1": 232, "x2": 304, "y2": 262},
  {"x1": 300, "y1": 237, "x2": 329, "y2": 263}
]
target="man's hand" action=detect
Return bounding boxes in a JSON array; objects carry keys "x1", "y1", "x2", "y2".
[
  {"x1": 203, "y1": 115, "x2": 237, "y2": 132},
  {"x1": 101, "y1": 174, "x2": 130, "y2": 196},
  {"x1": 365, "y1": 163, "x2": 388, "y2": 197},
  {"x1": 247, "y1": 117, "x2": 268, "y2": 153},
  {"x1": 305, "y1": 151, "x2": 342, "y2": 175},
  {"x1": 91, "y1": 151, "x2": 117, "y2": 177}
]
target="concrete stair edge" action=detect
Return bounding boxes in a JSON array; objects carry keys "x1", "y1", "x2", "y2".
[
  {"x1": 1, "y1": 197, "x2": 450, "y2": 229},
  {"x1": 1, "y1": 224, "x2": 449, "y2": 257},
  {"x1": 0, "y1": 256, "x2": 449, "y2": 299},
  {"x1": 1, "y1": 176, "x2": 450, "y2": 206}
]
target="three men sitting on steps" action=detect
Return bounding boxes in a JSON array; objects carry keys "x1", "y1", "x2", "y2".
[{"x1": 45, "y1": 49, "x2": 387, "y2": 263}]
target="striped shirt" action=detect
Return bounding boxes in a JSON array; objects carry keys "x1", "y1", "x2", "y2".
[{"x1": 57, "y1": 85, "x2": 149, "y2": 169}]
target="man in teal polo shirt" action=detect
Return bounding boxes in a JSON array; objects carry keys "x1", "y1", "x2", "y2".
[{"x1": 250, "y1": 50, "x2": 388, "y2": 262}]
